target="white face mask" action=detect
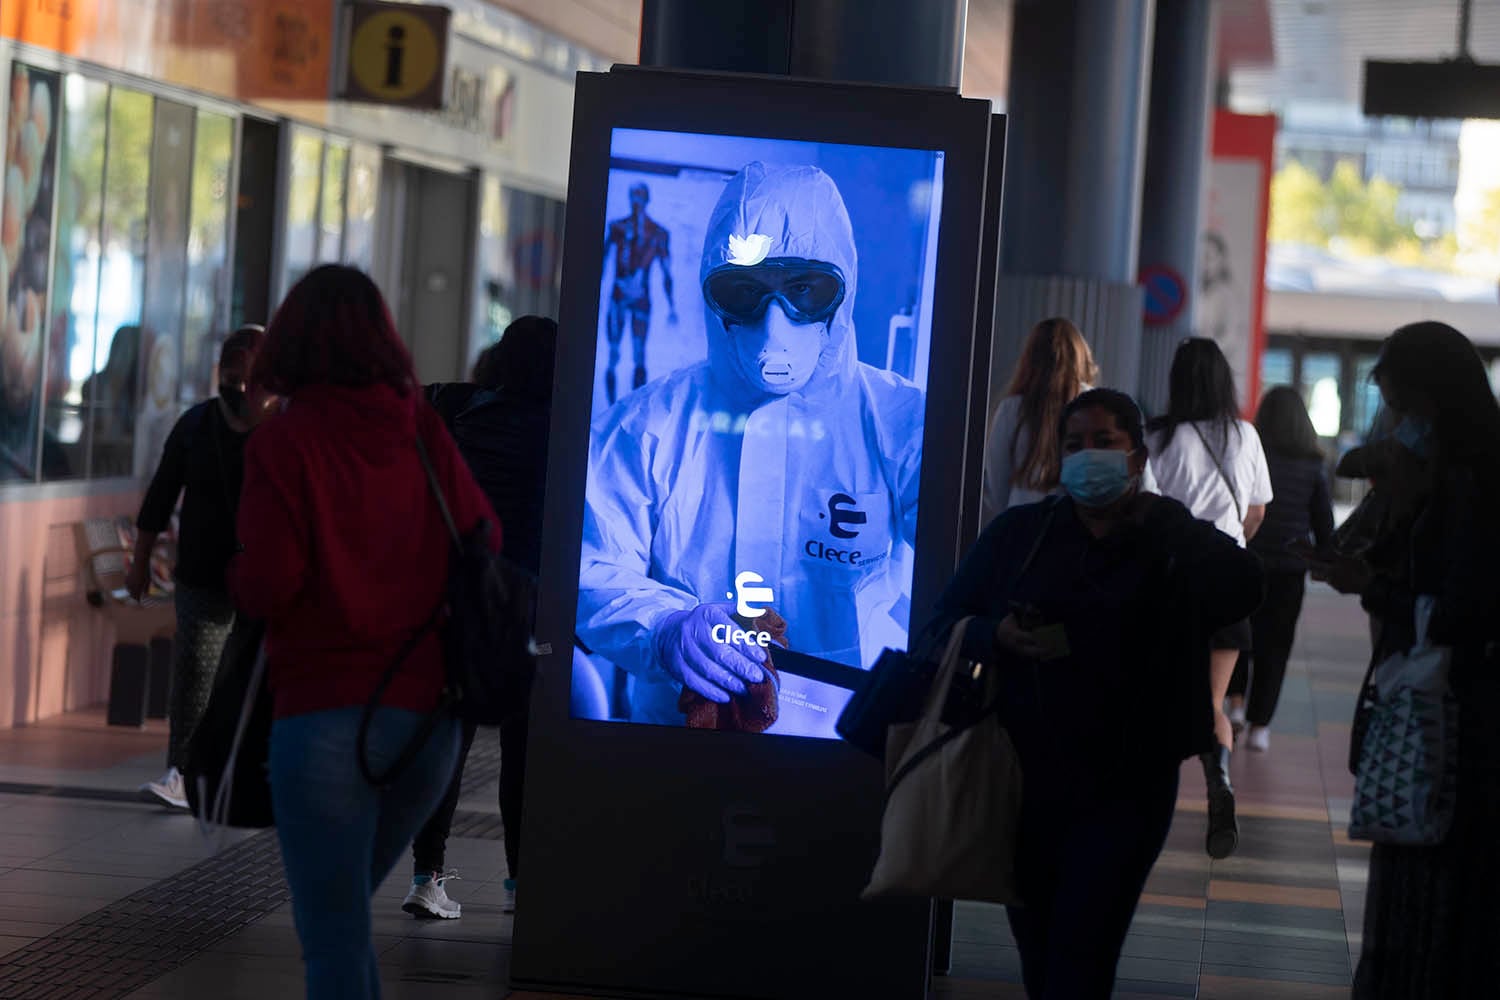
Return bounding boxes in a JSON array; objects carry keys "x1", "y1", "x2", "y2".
[{"x1": 730, "y1": 302, "x2": 824, "y2": 395}]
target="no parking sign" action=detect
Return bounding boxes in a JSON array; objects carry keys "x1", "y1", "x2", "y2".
[{"x1": 1139, "y1": 264, "x2": 1187, "y2": 326}]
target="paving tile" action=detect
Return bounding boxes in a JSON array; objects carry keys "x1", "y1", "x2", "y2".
[
  {"x1": 1208, "y1": 879, "x2": 1343, "y2": 909},
  {"x1": 1199, "y1": 973, "x2": 1351, "y2": 999}
]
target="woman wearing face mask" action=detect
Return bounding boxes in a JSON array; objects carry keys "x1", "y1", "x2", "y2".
[
  {"x1": 1302, "y1": 322, "x2": 1500, "y2": 1000},
  {"x1": 930, "y1": 389, "x2": 1262, "y2": 998},
  {"x1": 130, "y1": 325, "x2": 277, "y2": 809},
  {"x1": 1146, "y1": 338, "x2": 1273, "y2": 859}
]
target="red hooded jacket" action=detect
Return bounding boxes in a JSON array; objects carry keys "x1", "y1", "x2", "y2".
[{"x1": 229, "y1": 383, "x2": 501, "y2": 719}]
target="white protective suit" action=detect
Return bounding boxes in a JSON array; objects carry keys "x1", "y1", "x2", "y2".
[{"x1": 577, "y1": 163, "x2": 926, "y2": 724}]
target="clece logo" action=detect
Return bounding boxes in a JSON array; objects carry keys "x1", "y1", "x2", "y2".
[
  {"x1": 807, "y1": 493, "x2": 868, "y2": 565},
  {"x1": 716, "y1": 572, "x2": 775, "y2": 648},
  {"x1": 826, "y1": 493, "x2": 867, "y2": 539},
  {"x1": 726, "y1": 233, "x2": 773, "y2": 266},
  {"x1": 732, "y1": 571, "x2": 773, "y2": 619}
]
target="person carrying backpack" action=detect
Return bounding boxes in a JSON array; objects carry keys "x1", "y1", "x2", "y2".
[{"x1": 401, "y1": 316, "x2": 556, "y2": 920}]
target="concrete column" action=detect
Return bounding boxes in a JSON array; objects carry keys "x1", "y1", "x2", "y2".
[
  {"x1": 639, "y1": 0, "x2": 967, "y2": 90},
  {"x1": 995, "y1": 0, "x2": 1154, "y2": 400},
  {"x1": 638, "y1": 0, "x2": 794, "y2": 74},
  {"x1": 1137, "y1": 0, "x2": 1219, "y2": 413},
  {"x1": 789, "y1": 0, "x2": 966, "y2": 90}
]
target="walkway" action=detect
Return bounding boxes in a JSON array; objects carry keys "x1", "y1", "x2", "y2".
[{"x1": 0, "y1": 585, "x2": 1371, "y2": 998}]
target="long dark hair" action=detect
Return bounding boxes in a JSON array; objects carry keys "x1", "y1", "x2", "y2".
[
  {"x1": 1004, "y1": 317, "x2": 1098, "y2": 491},
  {"x1": 252, "y1": 265, "x2": 415, "y2": 397},
  {"x1": 1255, "y1": 386, "x2": 1323, "y2": 461},
  {"x1": 1149, "y1": 337, "x2": 1241, "y2": 452},
  {"x1": 1372, "y1": 321, "x2": 1500, "y2": 471}
]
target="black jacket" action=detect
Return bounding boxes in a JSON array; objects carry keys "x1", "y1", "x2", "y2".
[
  {"x1": 928, "y1": 496, "x2": 1263, "y2": 769},
  {"x1": 424, "y1": 383, "x2": 551, "y2": 576},
  {"x1": 1252, "y1": 452, "x2": 1335, "y2": 574},
  {"x1": 136, "y1": 399, "x2": 248, "y2": 590}
]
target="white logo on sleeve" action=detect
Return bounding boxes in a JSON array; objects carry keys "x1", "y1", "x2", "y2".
[
  {"x1": 727, "y1": 233, "x2": 773, "y2": 266},
  {"x1": 733, "y1": 571, "x2": 773, "y2": 618}
]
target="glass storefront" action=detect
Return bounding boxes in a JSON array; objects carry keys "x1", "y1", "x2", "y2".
[
  {"x1": 473, "y1": 175, "x2": 565, "y2": 369},
  {"x1": 6, "y1": 66, "x2": 568, "y2": 484},
  {"x1": 1, "y1": 64, "x2": 238, "y2": 484},
  {"x1": 278, "y1": 128, "x2": 382, "y2": 300}
]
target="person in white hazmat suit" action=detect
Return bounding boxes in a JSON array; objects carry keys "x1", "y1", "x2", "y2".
[{"x1": 577, "y1": 162, "x2": 924, "y2": 725}]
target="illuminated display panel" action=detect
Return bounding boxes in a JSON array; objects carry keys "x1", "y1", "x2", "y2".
[{"x1": 572, "y1": 128, "x2": 944, "y2": 739}]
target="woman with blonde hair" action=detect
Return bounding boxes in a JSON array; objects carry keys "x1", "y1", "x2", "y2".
[{"x1": 981, "y1": 317, "x2": 1099, "y2": 524}]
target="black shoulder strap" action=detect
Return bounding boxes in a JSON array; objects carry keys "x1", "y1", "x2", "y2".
[{"x1": 1192, "y1": 422, "x2": 1244, "y2": 523}]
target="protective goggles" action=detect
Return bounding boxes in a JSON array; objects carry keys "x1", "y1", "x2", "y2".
[{"x1": 702, "y1": 258, "x2": 846, "y2": 325}]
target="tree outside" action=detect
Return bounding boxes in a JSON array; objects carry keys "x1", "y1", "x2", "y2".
[{"x1": 1269, "y1": 156, "x2": 1464, "y2": 272}]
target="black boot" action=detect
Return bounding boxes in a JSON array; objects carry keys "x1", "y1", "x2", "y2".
[{"x1": 1200, "y1": 743, "x2": 1238, "y2": 859}]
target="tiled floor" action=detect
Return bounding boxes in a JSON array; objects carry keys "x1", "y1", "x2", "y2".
[{"x1": 0, "y1": 585, "x2": 1372, "y2": 998}]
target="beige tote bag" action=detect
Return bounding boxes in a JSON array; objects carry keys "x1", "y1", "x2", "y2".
[{"x1": 862, "y1": 616, "x2": 1023, "y2": 905}]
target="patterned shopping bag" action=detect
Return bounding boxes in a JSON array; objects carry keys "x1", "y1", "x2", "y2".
[{"x1": 1348, "y1": 596, "x2": 1458, "y2": 845}]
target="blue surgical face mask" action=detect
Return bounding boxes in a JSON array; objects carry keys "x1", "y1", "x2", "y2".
[
  {"x1": 1393, "y1": 415, "x2": 1432, "y2": 457},
  {"x1": 1060, "y1": 449, "x2": 1137, "y2": 509}
]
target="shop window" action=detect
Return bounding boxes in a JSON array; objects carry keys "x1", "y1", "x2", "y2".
[
  {"x1": 87, "y1": 87, "x2": 153, "y2": 480},
  {"x1": 318, "y1": 140, "x2": 348, "y2": 264},
  {"x1": 471, "y1": 180, "x2": 565, "y2": 374},
  {"x1": 135, "y1": 98, "x2": 195, "y2": 479},
  {"x1": 181, "y1": 111, "x2": 234, "y2": 407},
  {"x1": 0, "y1": 64, "x2": 61, "y2": 482},
  {"x1": 42, "y1": 74, "x2": 109, "y2": 482},
  {"x1": 281, "y1": 128, "x2": 323, "y2": 298},
  {"x1": 1260, "y1": 347, "x2": 1293, "y2": 397},
  {"x1": 1301, "y1": 352, "x2": 1342, "y2": 439},
  {"x1": 344, "y1": 143, "x2": 380, "y2": 271}
]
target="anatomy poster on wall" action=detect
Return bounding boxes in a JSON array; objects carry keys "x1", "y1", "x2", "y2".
[
  {"x1": 1201, "y1": 110, "x2": 1275, "y2": 413},
  {"x1": 573, "y1": 127, "x2": 945, "y2": 738}
]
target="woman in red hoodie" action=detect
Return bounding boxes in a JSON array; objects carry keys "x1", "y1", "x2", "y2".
[{"x1": 229, "y1": 265, "x2": 500, "y2": 999}]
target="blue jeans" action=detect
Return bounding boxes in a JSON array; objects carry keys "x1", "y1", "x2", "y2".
[{"x1": 270, "y1": 706, "x2": 460, "y2": 1000}]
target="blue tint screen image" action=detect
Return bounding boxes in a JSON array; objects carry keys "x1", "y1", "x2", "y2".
[{"x1": 572, "y1": 129, "x2": 943, "y2": 739}]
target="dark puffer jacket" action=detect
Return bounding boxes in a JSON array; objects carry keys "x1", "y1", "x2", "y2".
[{"x1": 425, "y1": 382, "x2": 551, "y2": 577}]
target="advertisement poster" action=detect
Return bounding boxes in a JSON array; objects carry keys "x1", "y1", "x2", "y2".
[
  {"x1": 573, "y1": 128, "x2": 944, "y2": 739},
  {"x1": 1201, "y1": 110, "x2": 1275, "y2": 412},
  {"x1": 0, "y1": 65, "x2": 59, "y2": 481}
]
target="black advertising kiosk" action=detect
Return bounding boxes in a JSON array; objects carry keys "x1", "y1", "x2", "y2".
[{"x1": 514, "y1": 67, "x2": 1000, "y2": 1000}]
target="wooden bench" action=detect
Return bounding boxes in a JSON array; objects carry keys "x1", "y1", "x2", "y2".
[{"x1": 75, "y1": 517, "x2": 176, "y2": 727}]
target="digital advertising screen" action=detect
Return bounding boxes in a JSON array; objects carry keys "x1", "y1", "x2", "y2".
[{"x1": 572, "y1": 127, "x2": 945, "y2": 739}]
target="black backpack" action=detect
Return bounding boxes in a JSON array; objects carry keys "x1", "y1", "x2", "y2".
[{"x1": 357, "y1": 434, "x2": 537, "y2": 787}]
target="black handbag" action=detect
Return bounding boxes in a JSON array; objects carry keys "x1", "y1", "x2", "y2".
[
  {"x1": 838, "y1": 499, "x2": 1059, "y2": 758},
  {"x1": 184, "y1": 618, "x2": 273, "y2": 828},
  {"x1": 358, "y1": 434, "x2": 537, "y2": 786}
]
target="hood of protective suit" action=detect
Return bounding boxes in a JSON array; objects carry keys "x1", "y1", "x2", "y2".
[{"x1": 699, "y1": 163, "x2": 858, "y2": 400}]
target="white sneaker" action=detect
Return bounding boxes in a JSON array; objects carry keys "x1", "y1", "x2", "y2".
[
  {"x1": 502, "y1": 877, "x2": 516, "y2": 914},
  {"x1": 403, "y1": 871, "x2": 461, "y2": 919},
  {"x1": 139, "y1": 767, "x2": 188, "y2": 809},
  {"x1": 1247, "y1": 726, "x2": 1271, "y2": 753},
  {"x1": 1227, "y1": 702, "x2": 1247, "y2": 740}
]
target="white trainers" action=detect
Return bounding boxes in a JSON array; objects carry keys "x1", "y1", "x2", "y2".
[
  {"x1": 502, "y1": 877, "x2": 516, "y2": 914},
  {"x1": 139, "y1": 767, "x2": 188, "y2": 809},
  {"x1": 403, "y1": 871, "x2": 462, "y2": 919},
  {"x1": 1227, "y1": 702, "x2": 1247, "y2": 741},
  {"x1": 1247, "y1": 726, "x2": 1271, "y2": 753}
]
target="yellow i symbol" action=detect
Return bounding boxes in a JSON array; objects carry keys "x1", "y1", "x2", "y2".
[
  {"x1": 349, "y1": 9, "x2": 443, "y2": 103},
  {"x1": 384, "y1": 24, "x2": 406, "y2": 87}
]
